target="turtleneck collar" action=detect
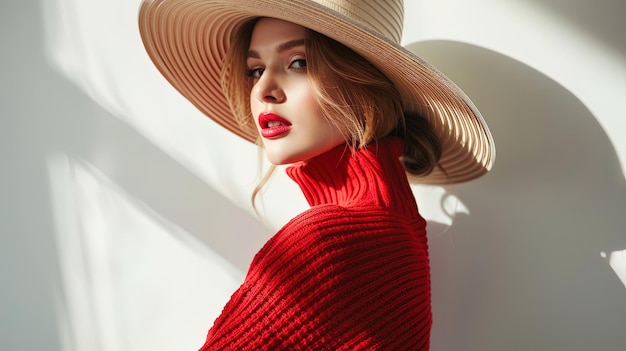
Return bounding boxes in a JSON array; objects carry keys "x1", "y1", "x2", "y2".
[{"x1": 285, "y1": 137, "x2": 419, "y2": 215}]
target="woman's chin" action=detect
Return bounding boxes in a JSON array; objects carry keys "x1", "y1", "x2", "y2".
[
  {"x1": 264, "y1": 153, "x2": 301, "y2": 166},
  {"x1": 263, "y1": 140, "x2": 347, "y2": 165}
]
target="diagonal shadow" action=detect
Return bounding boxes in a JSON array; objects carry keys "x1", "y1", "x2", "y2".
[
  {"x1": 3, "y1": 1, "x2": 269, "y2": 349},
  {"x1": 62, "y1": 97, "x2": 271, "y2": 273},
  {"x1": 408, "y1": 40, "x2": 626, "y2": 351}
]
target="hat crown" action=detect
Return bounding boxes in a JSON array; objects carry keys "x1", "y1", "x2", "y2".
[{"x1": 314, "y1": 0, "x2": 404, "y2": 43}]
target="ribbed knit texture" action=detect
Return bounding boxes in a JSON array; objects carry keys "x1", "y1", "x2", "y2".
[{"x1": 199, "y1": 138, "x2": 431, "y2": 350}]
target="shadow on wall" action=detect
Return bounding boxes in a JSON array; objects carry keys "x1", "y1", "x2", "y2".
[{"x1": 409, "y1": 40, "x2": 626, "y2": 351}]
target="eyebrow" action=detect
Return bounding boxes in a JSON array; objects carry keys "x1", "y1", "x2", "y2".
[{"x1": 247, "y1": 39, "x2": 305, "y2": 59}]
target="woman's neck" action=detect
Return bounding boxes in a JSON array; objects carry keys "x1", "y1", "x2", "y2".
[{"x1": 285, "y1": 138, "x2": 419, "y2": 216}]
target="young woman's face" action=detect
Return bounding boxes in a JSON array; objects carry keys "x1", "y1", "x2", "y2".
[{"x1": 247, "y1": 18, "x2": 345, "y2": 165}]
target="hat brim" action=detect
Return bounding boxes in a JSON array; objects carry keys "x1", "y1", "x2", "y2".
[{"x1": 139, "y1": 0, "x2": 495, "y2": 184}]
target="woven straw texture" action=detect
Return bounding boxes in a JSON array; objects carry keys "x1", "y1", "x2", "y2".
[{"x1": 138, "y1": 0, "x2": 495, "y2": 184}]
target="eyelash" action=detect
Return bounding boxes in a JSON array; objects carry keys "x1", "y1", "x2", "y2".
[
  {"x1": 245, "y1": 58, "x2": 307, "y2": 79},
  {"x1": 290, "y1": 59, "x2": 307, "y2": 70},
  {"x1": 245, "y1": 68, "x2": 264, "y2": 78}
]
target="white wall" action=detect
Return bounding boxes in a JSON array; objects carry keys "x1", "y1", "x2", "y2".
[{"x1": 2, "y1": 0, "x2": 625, "y2": 350}]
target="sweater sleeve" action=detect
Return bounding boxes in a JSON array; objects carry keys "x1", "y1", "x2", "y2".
[{"x1": 199, "y1": 204, "x2": 431, "y2": 351}]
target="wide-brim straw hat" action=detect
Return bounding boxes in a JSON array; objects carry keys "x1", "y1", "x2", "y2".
[{"x1": 138, "y1": 0, "x2": 495, "y2": 184}]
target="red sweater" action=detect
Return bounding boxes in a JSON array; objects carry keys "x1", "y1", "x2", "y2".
[{"x1": 200, "y1": 138, "x2": 431, "y2": 350}]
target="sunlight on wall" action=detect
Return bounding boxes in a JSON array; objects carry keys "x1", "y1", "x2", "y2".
[
  {"x1": 411, "y1": 184, "x2": 468, "y2": 231},
  {"x1": 40, "y1": 0, "x2": 267, "y2": 218},
  {"x1": 47, "y1": 153, "x2": 242, "y2": 351},
  {"x1": 601, "y1": 250, "x2": 626, "y2": 289}
]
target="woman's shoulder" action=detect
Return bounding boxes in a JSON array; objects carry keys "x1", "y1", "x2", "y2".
[
  {"x1": 280, "y1": 204, "x2": 353, "y2": 234},
  {"x1": 251, "y1": 203, "x2": 426, "y2": 277},
  {"x1": 278, "y1": 204, "x2": 414, "y2": 237}
]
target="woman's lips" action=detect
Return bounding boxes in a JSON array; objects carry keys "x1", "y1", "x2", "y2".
[{"x1": 258, "y1": 112, "x2": 292, "y2": 138}]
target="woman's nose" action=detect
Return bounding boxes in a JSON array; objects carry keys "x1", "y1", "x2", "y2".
[{"x1": 254, "y1": 72, "x2": 285, "y2": 103}]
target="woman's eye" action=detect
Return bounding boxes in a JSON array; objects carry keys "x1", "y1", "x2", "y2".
[
  {"x1": 290, "y1": 59, "x2": 307, "y2": 69},
  {"x1": 245, "y1": 68, "x2": 264, "y2": 78}
]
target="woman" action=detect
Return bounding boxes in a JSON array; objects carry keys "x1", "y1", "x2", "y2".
[{"x1": 139, "y1": 1, "x2": 495, "y2": 350}]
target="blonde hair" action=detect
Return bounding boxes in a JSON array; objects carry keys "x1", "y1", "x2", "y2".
[{"x1": 221, "y1": 18, "x2": 442, "y2": 211}]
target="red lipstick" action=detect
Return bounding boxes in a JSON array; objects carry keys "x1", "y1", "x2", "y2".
[{"x1": 258, "y1": 112, "x2": 292, "y2": 139}]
